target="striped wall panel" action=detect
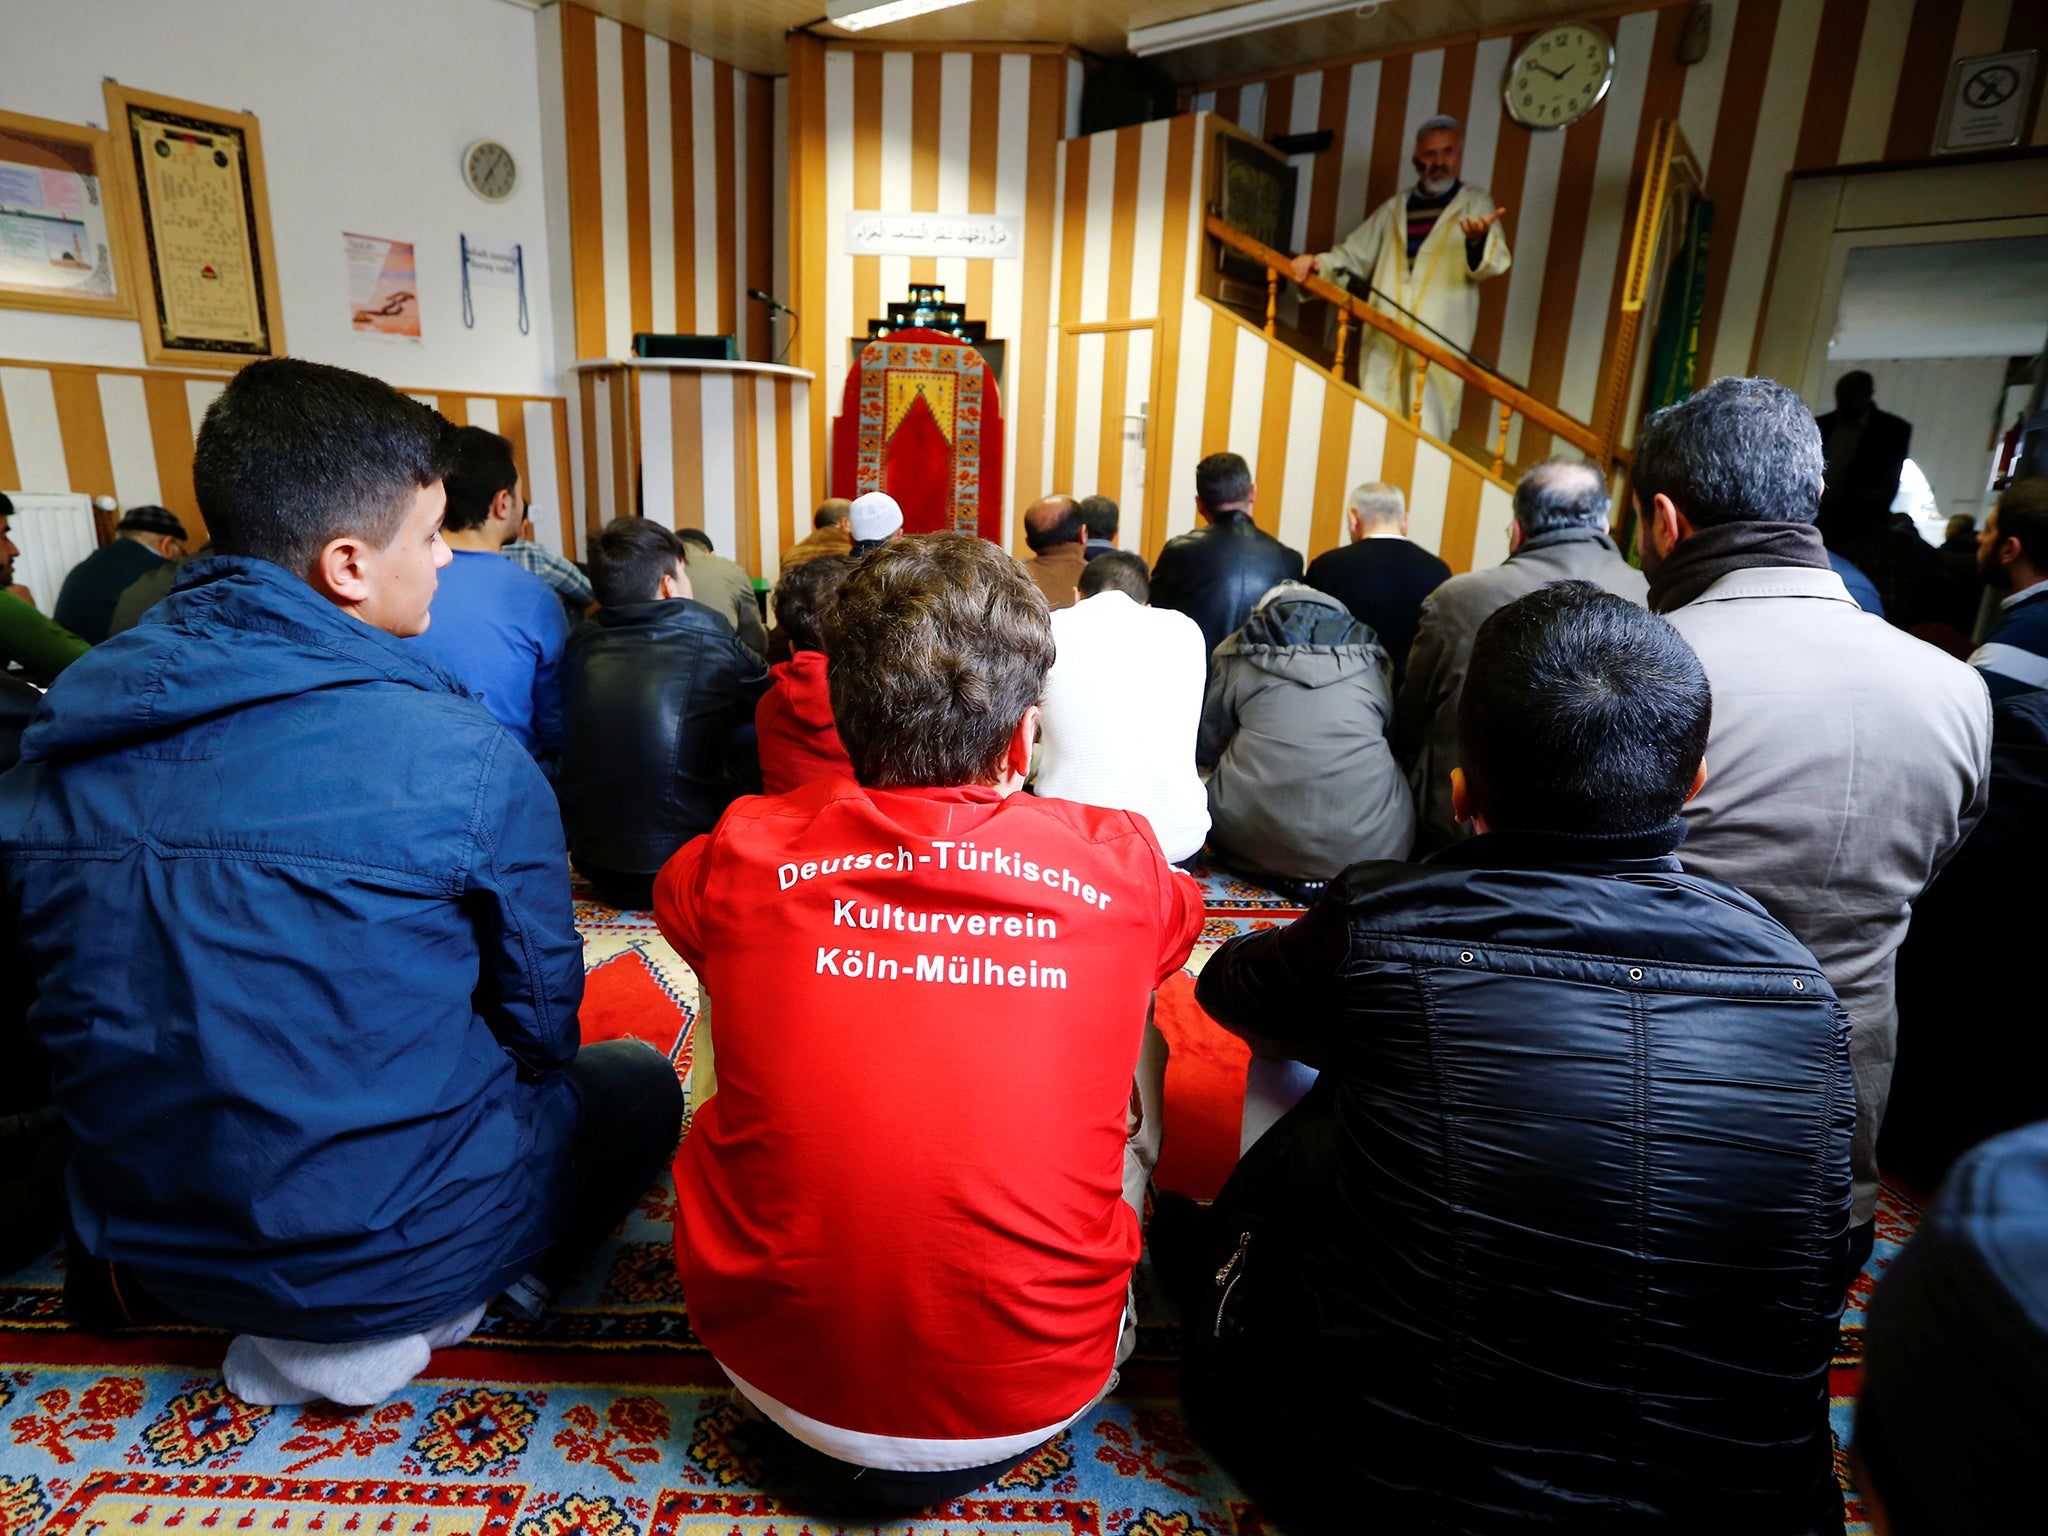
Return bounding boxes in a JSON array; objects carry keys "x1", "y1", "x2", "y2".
[
  {"x1": 0, "y1": 360, "x2": 578, "y2": 558},
  {"x1": 787, "y1": 37, "x2": 1081, "y2": 553},
  {"x1": 574, "y1": 364, "x2": 812, "y2": 584},
  {"x1": 1189, "y1": 0, "x2": 2046, "y2": 442},
  {"x1": 558, "y1": 2, "x2": 781, "y2": 364}
]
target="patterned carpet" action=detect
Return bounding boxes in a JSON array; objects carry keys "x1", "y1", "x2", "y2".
[{"x1": 0, "y1": 862, "x2": 1910, "y2": 1535}]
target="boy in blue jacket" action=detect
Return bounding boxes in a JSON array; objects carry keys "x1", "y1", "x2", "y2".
[{"x1": 0, "y1": 358, "x2": 681, "y2": 1403}]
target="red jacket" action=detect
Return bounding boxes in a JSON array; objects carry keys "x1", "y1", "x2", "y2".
[
  {"x1": 755, "y1": 650, "x2": 853, "y2": 795},
  {"x1": 656, "y1": 778, "x2": 1203, "y2": 1443}
]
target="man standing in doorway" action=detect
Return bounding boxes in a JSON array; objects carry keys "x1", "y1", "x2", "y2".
[{"x1": 1288, "y1": 116, "x2": 1510, "y2": 441}]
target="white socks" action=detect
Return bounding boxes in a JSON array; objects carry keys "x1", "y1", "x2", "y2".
[{"x1": 222, "y1": 1304, "x2": 487, "y2": 1407}]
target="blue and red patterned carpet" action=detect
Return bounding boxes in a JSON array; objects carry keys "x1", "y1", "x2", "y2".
[{"x1": 0, "y1": 864, "x2": 1909, "y2": 1535}]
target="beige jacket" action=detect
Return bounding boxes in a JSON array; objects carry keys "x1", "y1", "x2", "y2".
[
  {"x1": 683, "y1": 545, "x2": 768, "y2": 659},
  {"x1": 1666, "y1": 566, "x2": 1992, "y2": 1224}
]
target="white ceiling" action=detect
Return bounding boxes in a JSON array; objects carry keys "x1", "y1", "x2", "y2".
[
  {"x1": 563, "y1": 0, "x2": 1611, "y2": 82},
  {"x1": 1830, "y1": 236, "x2": 2048, "y2": 361}
]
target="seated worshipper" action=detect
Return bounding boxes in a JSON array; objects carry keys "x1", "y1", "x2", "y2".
[
  {"x1": 1079, "y1": 493, "x2": 1120, "y2": 561},
  {"x1": 1166, "y1": 582, "x2": 1855, "y2": 1536},
  {"x1": 0, "y1": 495, "x2": 88, "y2": 681},
  {"x1": 1199, "y1": 582, "x2": 1414, "y2": 901},
  {"x1": 1149, "y1": 452, "x2": 1304, "y2": 658},
  {"x1": 1854, "y1": 1119, "x2": 2048, "y2": 1536},
  {"x1": 847, "y1": 490, "x2": 904, "y2": 555},
  {"x1": 679, "y1": 527, "x2": 769, "y2": 659},
  {"x1": 1022, "y1": 494, "x2": 1088, "y2": 611},
  {"x1": 505, "y1": 515, "x2": 595, "y2": 620},
  {"x1": 107, "y1": 540, "x2": 211, "y2": 637},
  {"x1": 784, "y1": 498, "x2": 853, "y2": 566},
  {"x1": 1969, "y1": 476, "x2": 2048, "y2": 700},
  {"x1": 756, "y1": 554, "x2": 854, "y2": 794},
  {"x1": 53, "y1": 505, "x2": 187, "y2": 644},
  {"x1": 654, "y1": 533, "x2": 1203, "y2": 1504},
  {"x1": 1397, "y1": 457, "x2": 1646, "y2": 850},
  {"x1": 1880, "y1": 685, "x2": 2048, "y2": 1192},
  {"x1": 0, "y1": 359, "x2": 682, "y2": 1402},
  {"x1": 560, "y1": 518, "x2": 767, "y2": 911},
  {"x1": 1036, "y1": 551, "x2": 1210, "y2": 864},
  {"x1": 1638, "y1": 377, "x2": 1989, "y2": 1267},
  {"x1": 1303, "y1": 481, "x2": 1451, "y2": 687},
  {"x1": 409, "y1": 425, "x2": 568, "y2": 763}
]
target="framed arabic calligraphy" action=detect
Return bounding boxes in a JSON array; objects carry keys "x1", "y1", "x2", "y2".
[
  {"x1": 0, "y1": 108, "x2": 135, "y2": 320},
  {"x1": 103, "y1": 81, "x2": 285, "y2": 369}
]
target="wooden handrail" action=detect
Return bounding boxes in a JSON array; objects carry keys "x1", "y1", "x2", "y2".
[{"x1": 1204, "y1": 213, "x2": 1608, "y2": 463}]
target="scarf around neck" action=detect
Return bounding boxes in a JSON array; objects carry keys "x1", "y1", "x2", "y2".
[{"x1": 1646, "y1": 518, "x2": 1832, "y2": 614}]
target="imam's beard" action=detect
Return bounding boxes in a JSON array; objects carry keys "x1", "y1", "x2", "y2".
[{"x1": 1416, "y1": 170, "x2": 1456, "y2": 197}]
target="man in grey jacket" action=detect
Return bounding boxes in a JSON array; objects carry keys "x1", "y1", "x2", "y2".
[
  {"x1": 1199, "y1": 583, "x2": 1414, "y2": 899},
  {"x1": 1396, "y1": 459, "x2": 1647, "y2": 849},
  {"x1": 1637, "y1": 376, "x2": 1991, "y2": 1259}
]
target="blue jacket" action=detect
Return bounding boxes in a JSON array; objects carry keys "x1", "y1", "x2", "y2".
[
  {"x1": 0, "y1": 556, "x2": 584, "y2": 1341},
  {"x1": 1971, "y1": 584, "x2": 2048, "y2": 701}
]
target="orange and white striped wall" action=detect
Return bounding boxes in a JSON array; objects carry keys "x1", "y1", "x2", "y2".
[
  {"x1": 1056, "y1": 114, "x2": 1517, "y2": 574},
  {"x1": 1190, "y1": 0, "x2": 2047, "y2": 450},
  {"x1": 0, "y1": 358, "x2": 576, "y2": 556}
]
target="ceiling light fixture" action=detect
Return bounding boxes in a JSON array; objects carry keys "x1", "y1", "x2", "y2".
[
  {"x1": 824, "y1": 0, "x2": 979, "y2": 32},
  {"x1": 1128, "y1": 0, "x2": 1389, "y2": 58}
]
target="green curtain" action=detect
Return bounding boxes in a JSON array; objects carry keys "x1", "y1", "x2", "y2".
[{"x1": 1644, "y1": 198, "x2": 1713, "y2": 414}]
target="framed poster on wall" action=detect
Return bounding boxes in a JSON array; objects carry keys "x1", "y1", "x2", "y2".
[
  {"x1": 102, "y1": 81, "x2": 285, "y2": 369},
  {"x1": 0, "y1": 109, "x2": 135, "y2": 320}
]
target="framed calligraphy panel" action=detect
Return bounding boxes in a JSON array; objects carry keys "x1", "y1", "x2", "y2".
[
  {"x1": 103, "y1": 82, "x2": 285, "y2": 369},
  {"x1": 0, "y1": 109, "x2": 135, "y2": 320}
]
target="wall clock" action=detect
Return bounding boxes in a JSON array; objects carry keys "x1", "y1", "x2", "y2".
[
  {"x1": 1505, "y1": 23, "x2": 1616, "y2": 130},
  {"x1": 462, "y1": 139, "x2": 518, "y2": 202}
]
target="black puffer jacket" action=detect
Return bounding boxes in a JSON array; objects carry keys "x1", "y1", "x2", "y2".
[
  {"x1": 558, "y1": 598, "x2": 767, "y2": 879},
  {"x1": 1182, "y1": 823, "x2": 1855, "y2": 1535},
  {"x1": 1148, "y1": 510, "x2": 1304, "y2": 658}
]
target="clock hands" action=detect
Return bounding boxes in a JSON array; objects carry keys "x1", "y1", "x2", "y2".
[{"x1": 1531, "y1": 60, "x2": 1577, "y2": 80}]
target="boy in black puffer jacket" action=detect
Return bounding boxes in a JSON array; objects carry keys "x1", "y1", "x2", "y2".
[{"x1": 1163, "y1": 581, "x2": 1855, "y2": 1535}]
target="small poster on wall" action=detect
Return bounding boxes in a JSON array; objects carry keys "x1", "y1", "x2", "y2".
[
  {"x1": 0, "y1": 108, "x2": 134, "y2": 321},
  {"x1": 345, "y1": 231, "x2": 421, "y2": 340}
]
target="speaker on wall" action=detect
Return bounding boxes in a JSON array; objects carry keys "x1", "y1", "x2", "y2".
[{"x1": 1080, "y1": 54, "x2": 1180, "y2": 135}]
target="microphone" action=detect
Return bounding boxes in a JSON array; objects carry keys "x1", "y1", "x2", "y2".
[{"x1": 748, "y1": 288, "x2": 795, "y2": 315}]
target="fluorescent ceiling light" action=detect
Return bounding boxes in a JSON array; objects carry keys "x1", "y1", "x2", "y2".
[
  {"x1": 825, "y1": 0, "x2": 978, "y2": 31},
  {"x1": 1129, "y1": 0, "x2": 1388, "y2": 57}
]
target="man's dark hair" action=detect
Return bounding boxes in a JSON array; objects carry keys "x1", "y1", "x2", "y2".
[
  {"x1": 1459, "y1": 581, "x2": 1710, "y2": 837},
  {"x1": 1024, "y1": 497, "x2": 1085, "y2": 554},
  {"x1": 1079, "y1": 549, "x2": 1149, "y2": 602},
  {"x1": 192, "y1": 357, "x2": 457, "y2": 573},
  {"x1": 1513, "y1": 458, "x2": 1611, "y2": 536},
  {"x1": 815, "y1": 498, "x2": 851, "y2": 529},
  {"x1": 1195, "y1": 452, "x2": 1253, "y2": 514},
  {"x1": 678, "y1": 527, "x2": 714, "y2": 553},
  {"x1": 1994, "y1": 478, "x2": 2048, "y2": 568},
  {"x1": 1632, "y1": 376, "x2": 1825, "y2": 527},
  {"x1": 825, "y1": 532, "x2": 1054, "y2": 788},
  {"x1": 773, "y1": 553, "x2": 852, "y2": 654},
  {"x1": 1078, "y1": 494, "x2": 1120, "y2": 543},
  {"x1": 589, "y1": 516, "x2": 686, "y2": 607},
  {"x1": 0, "y1": 492, "x2": 12, "y2": 518},
  {"x1": 441, "y1": 427, "x2": 520, "y2": 533}
]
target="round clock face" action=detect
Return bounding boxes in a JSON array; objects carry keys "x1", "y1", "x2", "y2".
[
  {"x1": 1505, "y1": 23, "x2": 1616, "y2": 130},
  {"x1": 463, "y1": 139, "x2": 518, "y2": 202}
]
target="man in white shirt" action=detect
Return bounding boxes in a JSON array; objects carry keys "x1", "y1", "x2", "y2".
[{"x1": 1035, "y1": 551, "x2": 1210, "y2": 863}]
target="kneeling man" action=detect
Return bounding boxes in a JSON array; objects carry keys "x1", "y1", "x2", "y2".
[
  {"x1": 656, "y1": 532, "x2": 1203, "y2": 1502},
  {"x1": 0, "y1": 359, "x2": 682, "y2": 1403},
  {"x1": 1172, "y1": 582, "x2": 1855, "y2": 1534}
]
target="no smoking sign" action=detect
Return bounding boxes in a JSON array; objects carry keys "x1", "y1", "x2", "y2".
[{"x1": 1941, "y1": 49, "x2": 2038, "y2": 153}]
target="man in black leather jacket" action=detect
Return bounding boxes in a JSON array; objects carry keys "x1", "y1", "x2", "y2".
[
  {"x1": 1164, "y1": 582, "x2": 1856, "y2": 1535},
  {"x1": 559, "y1": 518, "x2": 767, "y2": 910},
  {"x1": 1147, "y1": 452, "x2": 1304, "y2": 658}
]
